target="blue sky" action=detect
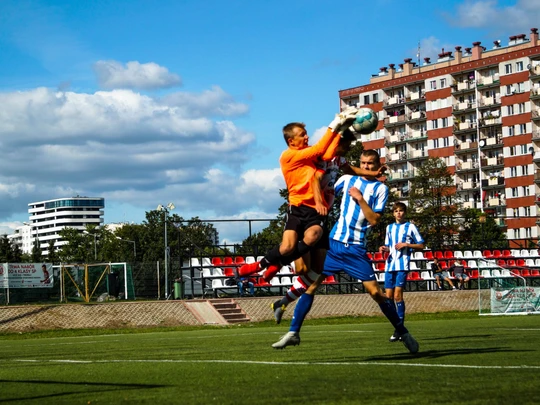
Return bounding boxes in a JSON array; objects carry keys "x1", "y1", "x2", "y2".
[{"x1": 0, "y1": 0, "x2": 538, "y2": 242}]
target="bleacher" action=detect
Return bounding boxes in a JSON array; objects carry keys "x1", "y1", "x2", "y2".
[{"x1": 182, "y1": 249, "x2": 540, "y2": 298}]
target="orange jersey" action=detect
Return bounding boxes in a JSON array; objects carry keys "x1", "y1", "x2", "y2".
[{"x1": 280, "y1": 128, "x2": 340, "y2": 208}]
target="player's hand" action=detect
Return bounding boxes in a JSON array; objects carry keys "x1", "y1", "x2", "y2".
[
  {"x1": 328, "y1": 106, "x2": 358, "y2": 133},
  {"x1": 395, "y1": 242, "x2": 408, "y2": 250},
  {"x1": 314, "y1": 201, "x2": 328, "y2": 216},
  {"x1": 379, "y1": 246, "x2": 388, "y2": 253},
  {"x1": 348, "y1": 187, "x2": 363, "y2": 202},
  {"x1": 376, "y1": 165, "x2": 388, "y2": 177}
]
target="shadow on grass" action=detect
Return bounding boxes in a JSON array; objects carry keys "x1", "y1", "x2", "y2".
[
  {"x1": 362, "y1": 346, "x2": 528, "y2": 361},
  {"x1": 0, "y1": 379, "x2": 168, "y2": 403}
]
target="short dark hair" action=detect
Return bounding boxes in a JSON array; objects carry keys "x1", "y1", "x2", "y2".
[
  {"x1": 282, "y1": 122, "x2": 305, "y2": 144},
  {"x1": 392, "y1": 202, "x2": 407, "y2": 212},
  {"x1": 361, "y1": 149, "x2": 381, "y2": 165}
]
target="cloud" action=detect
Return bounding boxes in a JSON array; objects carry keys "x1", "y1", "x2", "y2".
[
  {"x1": 93, "y1": 60, "x2": 182, "y2": 90},
  {"x1": 0, "y1": 78, "x2": 268, "y2": 224},
  {"x1": 412, "y1": 37, "x2": 456, "y2": 63},
  {"x1": 448, "y1": 0, "x2": 540, "y2": 31}
]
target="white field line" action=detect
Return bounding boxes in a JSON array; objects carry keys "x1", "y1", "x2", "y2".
[{"x1": 7, "y1": 358, "x2": 540, "y2": 370}]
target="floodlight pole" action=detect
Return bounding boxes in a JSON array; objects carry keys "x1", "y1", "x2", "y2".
[
  {"x1": 157, "y1": 203, "x2": 175, "y2": 299},
  {"x1": 117, "y1": 237, "x2": 136, "y2": 260}
]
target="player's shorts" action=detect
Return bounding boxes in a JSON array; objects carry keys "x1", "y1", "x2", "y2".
[
  {"x1": 454, "y1": 273, "x2": 468, "y2": 280},
  {"x1": 322, "y1": 239, "x2": 376, "y2": 282},
  {"x1": 284, "y1": 205, "x2": 325, "y2": 235},
  {"x1": 384, "y1": 271, "x2": 408, "y2": 289}
]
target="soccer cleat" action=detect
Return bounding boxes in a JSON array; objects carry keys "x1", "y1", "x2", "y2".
[
  {"x1": 271, "y1": 300, "x2": 286, "y2": 324},
  {"x1": 389, "y1": 333, "x2": 401, "y2": 342},
  {"x1": 272, "y1": 331, "x2": 300, "y2": 349},
  {"x1": 262, "y1": 264, "x2": 281, "y2": 282},
  {"x1": 400, "y1": 332, "x2": 419, "y2": 354},
  {"x1": 236, "y1": 261, "x2": 261, "y2": 277}
]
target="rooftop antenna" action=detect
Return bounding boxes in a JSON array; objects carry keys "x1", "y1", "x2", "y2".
[{"x1": 417, "y1": 41, "x2": 421, "y2": 66}]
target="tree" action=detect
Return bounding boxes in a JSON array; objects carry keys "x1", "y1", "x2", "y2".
[
  {"x1": 31, "y1": 238, "x2": 42, "y2": 263},
  {"x1": 457, "y1": 209, "x2": 507, "y2": 250},
  {"x1": 47, "y1": 239, "x2": 58, "y2": 264},
  {"x1": 407, "y1": 157, "x2": 460, "y2": 250}
]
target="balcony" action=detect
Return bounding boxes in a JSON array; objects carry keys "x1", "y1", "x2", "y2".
[
  {"x1": 533, "y1": 129, "x2": 540, "y2": 141},
  {"x1": 383, "y1": 96, "x2": 405, "y2": 108},
  {"x1": 479, "y1": 117, "x2": 502, "y2": 127},
  {"x1": 453, "y1": 101, "x2": 476, "y2": 112},
  {"x1": 478, "y1": 96, "x2": 501, "y2": 109},
  {"x1": 477, "y1": 74, "x2": 499, "y2": 86},
  {"x1": 488, "y1": 198, "x2": 504, "y2": 207},
  {"x1": 454, "y1": 81, "x2": 475, "y2": 92}
]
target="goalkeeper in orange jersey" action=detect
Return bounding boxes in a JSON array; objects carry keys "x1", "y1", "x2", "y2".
[{"x1": 236, "y1": 107, "x2": 361, "y2": 281}]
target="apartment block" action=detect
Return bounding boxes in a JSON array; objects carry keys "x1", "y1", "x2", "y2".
[{"x1": 339, "y1": 28, "x2": 540, "y2": 245}]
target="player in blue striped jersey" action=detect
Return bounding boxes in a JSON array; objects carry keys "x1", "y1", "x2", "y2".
[
  {"x1": 272, "y1": 150, "x2": 419, "y2": 354},
  {"x1": 380, "y1": 202, "x2": 425, "y2": 342}
]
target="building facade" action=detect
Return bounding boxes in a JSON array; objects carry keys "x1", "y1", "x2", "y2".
[
  {"x1": 15, "y1": 197, "x2": 105, "y2": 255},
  {"x1": 339, "y1": 28, "x2": 540, "y2": 246}
]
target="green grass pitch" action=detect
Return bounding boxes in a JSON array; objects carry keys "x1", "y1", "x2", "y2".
[{"x1": 0, "y1": 312, "x2": 539, "y2": 404}]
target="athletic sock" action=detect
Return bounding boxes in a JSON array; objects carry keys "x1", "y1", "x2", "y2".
[
  {"x1": 290, "y1": 293, "x2": 314, "y2": 333},
  {"x1": 379, "y1": 299, "x2": 408, "y2": 336},
  {"x1": 396, "y1": 300, "x2": 405, "y2": 323}
]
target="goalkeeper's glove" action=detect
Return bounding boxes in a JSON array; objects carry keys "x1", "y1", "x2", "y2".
[{"x1": 328, "y1": 106, "x2": 358, "y2": 134}]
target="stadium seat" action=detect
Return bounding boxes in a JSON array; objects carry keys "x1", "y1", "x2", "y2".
[
  {"x1": 520, "y1": 249, "x2": 530, "y2": 258},
  {"x1": 521, "y1": 269, "x2": 531, "y2": 277},
  {"x1": 256, "y1": 256, "x2": 265, "y2": 262},
  {"x1": 444, "y1": 251, "x2": 454, "y2": 259},
  {"x1": 235, "y1": 256, "x2": 245, "y2": 264},
  {"x1": 468, "y1": 260, "x2": 478, "y2": 268},
  {"x1": 223, "y1": 257, "x2": 234, "y2": 265},
  {"x1": 376, "y1": 262, "x2": 386, "y2": 271},
  {"x1": 383, "y1": 251, "x2": 390, "y2": 260},
  {"x1": 511, "y1": 249, "x2": 521, "y2": 257},
  {"x1": 322, "y1": 275, "x2": 337, "y2": 284},
  {"x1": 491, "y1": 269, "x2": 501, "y2": 277},
  {"x1": 224, "y1": 267, "x2": 235, "y2": 277},
  {"x1": 367, "y1": 253, "x2": 373, "y2": 260},
  {"x1": 410, "y1": 261, "x2": 419, "y2": 270},
  {"x1": 536, "y1": 259, "x2": 540, "y2": 267},
  {"x1": 190, "y1": 257, "x2": 201, "y2": 267},
  {"x1": 212, "y1": 257, "x2": 223, "y2": 266},
  {"x1": 213, "y1": 267, "x2": 223, "y2": 276},
  {"x1": 529, "y1": 249, "x2": 540, "y2": 257},
  {"x1": 531, "y1": 270, "x2": 540, "y2": 277},
  {"x1": 481, "y1": 270, "x2": 492, "y2": 278},
  {"x1": 255, "y1": 277, "x2": 271, "y2": 287},
  {"x1": 434, "y1": 251, "x2": 444, "y2": 259},
  {"x1": 491, "y1": 250, "x2": 502, "y2": 258},
  {"x1": 501, "y1": 269, "x2": 512, "y2": 277},
  {"x1": 440, "y1": 261, "x2": 448, "y2": 269},
  {"x1": 373, "y1": 252, "x2": 384, "y2": 261},
  {"x1": 245, "y1": 256, "x2": 256, "y2": 264},
  {"x1": 278, "y1": 265, "x2": 294, "y2": 275},
  {"x1": 483, "y1": 250, "x2": 493, "y2": 258},
  {"x1": 212, "y1": 279, "x2": 224, "y2": 289},
  {"x1": 502, "y1": 250, "x2": 512, "y2": 258},
  {"x1": 473, "y1": 250, "x2": 483, "y2": 258},
  {"x1": 516, "y1": 259, "x2": 526, "y2": 267},
  {"x1": 202, "y1": 268, "x2": 212, "y2": 278},
  {"x1": 407, "y1": 271, "x2": 422, "y2": 280},
  {"x1": 424, "y1": 251, "x2": 434, "y2": 260},
  {"x1": 454, "y1": 251, "x2": 464, "y2": 259},
  {"x1": 506, "y1": 259, "x2": 516, "y2": 267},
  {"x1": 414, "y1": 251, "x2": 425, "y2": 260},
  {"x1": 497, "y1": 259, "x2": 506, "y2": 267},
  {"x1": 280, "y1": 277, "x2": 292, "y2": 286},
  {"x1": 469, "y1": 269, "x2": 480, "y2": 279},
  {"x1": 202, "y1": 257, "x2": 212, "y2": 267},
  {"x1": 376, "y1": 272, "x2": 385, "y2": 282},
  {"x1": 463, "y1": 250, "x2": 474, "y2": 259}
]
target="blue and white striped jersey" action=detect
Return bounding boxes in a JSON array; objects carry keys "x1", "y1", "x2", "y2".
[
  {"x1": 384, "y1": 222, "x2": 424, "y2": 271},
  {"x1": 330, "y1": 175, "x2": 388, "y2": 247}
]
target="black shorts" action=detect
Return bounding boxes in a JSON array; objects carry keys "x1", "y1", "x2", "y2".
[
  {"x1": 284, "y1": 205, "x2": 326, "y2": 236},
  {"x1": 314, "y1": 226, "x2": 330, "y2": 250}
]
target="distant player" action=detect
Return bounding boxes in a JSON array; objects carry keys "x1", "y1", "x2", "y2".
[{"x1": 379, "y1": 202, "x2": 425, "y2": 342}]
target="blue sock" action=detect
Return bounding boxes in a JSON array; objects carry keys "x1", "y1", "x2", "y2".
[
  {"x1": 379, "y1": 299, "x2": 408, "y2": 335},
  {"x1": 396, "y1": 300, "x2": 405, "y2": 322},
  {"x1": 290, "y1": 293, "x2": 314, "y2": 333}
]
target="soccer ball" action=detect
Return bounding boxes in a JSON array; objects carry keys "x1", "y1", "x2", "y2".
[{"x1": 351, "y1": 108, "x2": 378, "y2": 134}]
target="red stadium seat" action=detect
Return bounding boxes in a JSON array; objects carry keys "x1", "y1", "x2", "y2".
[
  {"x1": 440, "y1": 261, "x2": 448, "y2": 269},
  {"x1": 531, "y1": 270, "x2": 540, "y2": 277},
  {"x1": 373, "y1": 252, "x2": 384, "y2": 261},
  {"x1": 506, "y1": 259, "x2": 516, "y2": 267},
  {"x1": 497, "y1": 259, "x2": 506, "y2": 266},
  {"x1": 322, "y1": 275, "x2": 337, "y2": 284},
  {"x1": 469, "y1": 269, "x2": 480, "y2": 279},
  {"x1": 376, "y1": 262, "x2": 386, "y2": 271},
  {"x1": 483, "y1": 250, "x2": 493, "y2": 258},
  {"x1": 434, "y1": 251, "x2": 444, "y2": 259},
  {"x1": 235, "y1": 256, "x2": 245, "y2": 264},
  {"x1": 521, "y1": 269, "x2": 531, "y2": 277},
  {"x1": 224, "y1": 267, "x2": 235, "y2": 277},
  {"x1": 424, "y1": 251, "x2": 434, "y2": 260},
  {"x1": 492, "y1": 250, "x2": 502, "y2": 258},
  {"x1": 407, "y1": 271, "x2": 422, "y2": 280},
  {"x1": 223, "y1": 256, "x2": 234, "y2": 265},
  {"x1": 516, "y1": 259, "x2": 526, "y2": 267},
  {"x1": 444, "y1": 251, "x2": 455, "y2": 259},
  {"x1": 502, "y1": 250, "x2": 512, "y2": 258},
  {"x1": 211, "y1": 257, "x2": 223, "y2": 266},
  {"x1": 383, "y1": 251, "x2": 390, "y2": 260}
]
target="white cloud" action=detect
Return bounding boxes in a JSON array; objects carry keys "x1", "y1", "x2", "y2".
[
  {"x1": 448, "y1": 0, "x2": 540, "y2": 31},
  {"x1": 93, "y1": 60, "x2": 182, "y2": 90},
  {"x1": 413, "y1": 36, "x2": 456, "y2": 64},
  {"x1": 0, "y1": 79, "x2": 267, "y2": 224}
]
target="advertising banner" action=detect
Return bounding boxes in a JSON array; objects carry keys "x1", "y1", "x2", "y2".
[
  {"x1": 0, "y1": 263, "x2": 54, "y2": 288},
  {"x1": 490, "y1": 286, "x2": 540, "y2": 314}
]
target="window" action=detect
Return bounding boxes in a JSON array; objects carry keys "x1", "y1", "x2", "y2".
[
  {"x1": 506, "y1": 85, "x2": 513, "y2": 95},
  {"x1": 433, "y1": 138, "x2": 439, "y2": 148},
  {"x1": 443, "y1": 137, "x2": 450, "y2": 147},
  {"x1": 505, "y1": 64, "x2": 513, "y2": 74},
  {"x1": 522, "y1": 165, "x2": 529, "y2": 175},
  {"x1": 512, "y1": 187, "x2": 518, "y2": 197},
  {"x1": 364, "y1": 95, "x2": 370, "y2": 105},
  {"x1": 507, "y1": 105, "x2": 514, "y2": 115},
  {"x1": 430, "y1": 80, "x2": 437, "y2": 90},
  {"x1": 373, "y1": 93, "x2": 379, "y2": 103},
  {"x1": 510, "y1": 167, "x2": 517, "y2": 177},
  {"x1": 513, "y1": 208, "x2": 518, "y2": 217},
  {"x1": 516, "y1": 61, "x2": 524, "y2": 72},
  {"x1": 523, "y1": 186, "x2": 530, "y2": 196},
  {"x1": 508, "y1": 126, "x2": 515, "y2": 137},
  {"x1": 518, "y1": 103, "x2": 525, "y2": 114},
  {"x1": 440, "y1": 78, "x2": 447, "y2": 88},
  {"x1": 519, "y1": 123, "x2": 527, "y2": 134},
  {"x1": 517, "y1": 82, "x2": 525, "y2": 93},
  {"x1": 526, "y1": 227, "x2": 532, "y2": 238},
  {"x1": 520, "y1": 144, "x2": 528, "y2": 154},
  {"x1": 510, "y1": 146, "x2": 516, "y2": 155},
  {"x1": 431, "y1": 119, "x2": 438, "y2": 129},
  {"x1": 441, "y1": 117, "x2": 448, "y2": 127},
  {"x1": 525, "y1": 206, "x2": 531, "y2": 216}
]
